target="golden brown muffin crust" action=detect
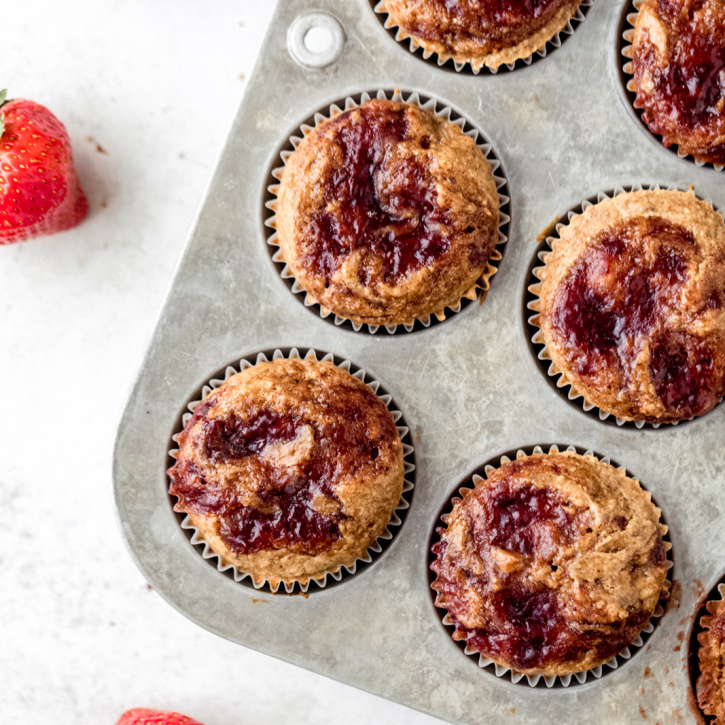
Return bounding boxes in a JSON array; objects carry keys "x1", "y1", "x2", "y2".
[
  {"x1": 275, "y1": 98, "x2": 499, "y2": 327},
  {"x1": 168, "y1": 358, "x2": 405, "y2": 587},
  {"x1": 431, "y1": 452, "x2": 668, "y2": 676},
  {"x1": 379, "y1": 0, "x2": 583, "y2": 70},
  {"x1": 632, "y1": 0, "x2": 725, "y2": 165},
  {"x1": 698, "y1": 595, "x2": 725, "y2": 722},
  {"x1": 537, "y1": 190, "x2": 725, "y2": 423}
]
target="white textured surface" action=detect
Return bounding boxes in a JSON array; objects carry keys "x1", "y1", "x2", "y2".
[{"x1": 0, "y1": 3, "x2": 442, "y2": 724}]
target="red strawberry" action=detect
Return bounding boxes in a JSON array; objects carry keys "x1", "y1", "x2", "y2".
[
  {"x1": 0, "y1": 88, "x2": 88, "y2": 243},
  {"x1": 116, "y1": 708, "x2": 205, "y2": 725}
]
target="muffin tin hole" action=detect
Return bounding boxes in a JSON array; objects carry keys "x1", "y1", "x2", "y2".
[
  {"x1": 167, "y1": 347, "x2": 416, "y2": 595},
  {"x1": 427, "y1": 444, "x2": 674, "y2": 689},
  {"x1": 262, "y1": 88, "x2": 511, "y2": 335},
  {"x1": 368, "y1": 0, "x2": 594, "y2": 75},
  {"x1": 287, "y1": 11, "x2": 345, "y2": 69},
  {"x1": 522, "y1": 184, "x2": 724, "y2": 430},
  {"x1": 616, "y1": 0, "x2": 725, "y2": 172}
]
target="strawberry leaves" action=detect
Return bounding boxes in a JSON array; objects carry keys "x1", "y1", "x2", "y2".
[{"x1": 0, "y1": 89, "x2": 8, "y2": 138}]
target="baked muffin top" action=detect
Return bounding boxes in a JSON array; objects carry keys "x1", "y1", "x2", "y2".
[
  {"x1": 537, "y1": 190, "x2": 725, "y2": 424},
  {"x1": 168, "y1": 358, "x2": 405, "y2": 588},
  {"x1": 431, "y1": 452, "x2": 668, "y2": 676},
  {"x1": 697, "y1": 595, "x2": 725, "y2": 723},
  {"x1": 632, "y1": 0, "x2": 725, "y2": 165},
  {"x1": 275, "y1": 98, "x2": 500, "y2": 327},
  {"x1": 379, "y1": 0, "x2": 584, "y2": 70}
]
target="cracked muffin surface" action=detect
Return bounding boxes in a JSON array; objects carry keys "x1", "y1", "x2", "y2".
[
  {"x1": 431, "y1": 451, "x2": 668, "y2": 676},
  {"x1": 536, "y1": 190, "x2": 725, "y2": 424},
  {"x1": 379, "y1": 0, "x2": 584, "y2": 70},
  {"x1": 168, "y1": 358, "x2": 404, "y2": 588},
  {"x1": 632, "y1": 0, "x2": 725, "y2": 165},
  {"x1": 275, "y1": 98, "x2": 499, "y2": 327}
]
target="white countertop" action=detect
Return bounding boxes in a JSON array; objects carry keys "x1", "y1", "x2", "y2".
[{"x1": 1, "y1": 3, "x2": 443, "y2": 723}]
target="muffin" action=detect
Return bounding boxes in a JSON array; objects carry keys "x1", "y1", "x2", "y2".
[
  {"x1": 536, "y1": 189, "x2": 725, "y2": 424},
  {"x1": 431, "y1": 451, "x2": 669, "y2": 677},
  {"x1": 697, "y1": 590, "x2": 725, "y2": 723},
  {"x1": 274, "y1": 98, "x2": 500, "y2": 328},
  {"x1": 378, "y1": 0, "x2": 585, "y2": 71},
  {"x1": 168, "y1": 357, "x2": 405, "y2": 589},
  {"x1": 631, "y1": 0, "x2": 725, "y2": 165}
]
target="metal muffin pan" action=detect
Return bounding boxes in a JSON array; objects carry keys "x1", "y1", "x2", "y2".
[{"x1": 113, "y1": 1, "x2": 725, "y2": 723}]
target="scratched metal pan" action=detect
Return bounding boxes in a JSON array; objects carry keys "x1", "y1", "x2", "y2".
[{"x1": 112, "y1": 1, "x2": 725, "y2": 723}]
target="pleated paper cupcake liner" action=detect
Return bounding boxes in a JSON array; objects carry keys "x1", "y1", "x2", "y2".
[
  {"x1": 263, "y1": 88, "x2": 510, "y2": 334},
  {"x1": 619, "y1": 0, "x2": 724, "y2": 172},
  {"x1": 429, "y1": 444, "x2": 673, "y2": 688},
  {"x1": 168, "y1": 347, "x2": 416, "y2": 594},
  {"x1": 372, "y1": 0, "x2": 593, "y2": 74},
  {"x1": 525, "y1": 184, "x2": 725, "y2": 429}
]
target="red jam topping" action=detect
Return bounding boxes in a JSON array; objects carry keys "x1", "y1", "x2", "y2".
[
  {"x1": 477, "y1": 477, "x2": 585, "y2": 557},
  {"x1": 550, "y1": 216, "x2": 724, "y2": 418},
  {"x1": 303, "y1": 101, "x2": 450, "y2": 284},
  {"x1": 432, "y1": 458, "x2": 659, "y2": 671},
  {"x1": 402, "y1": 0, "x2": 574, "y2": 46},
  {"x1": 634, "y1": 0, "x2": 725, "y2": 163},
  {"x1": 649, "y1": 331, "x2": 720, "y2": 418},
  {"x1": 170, "y1": 385, "x2": 397, "y2": 556},
  {"x1": 204, "y1": 410, "x2": 301, "y2": 462}
]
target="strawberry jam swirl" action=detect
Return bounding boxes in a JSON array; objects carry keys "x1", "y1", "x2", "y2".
[
  {"x1": 169, "y1": 375, "x2": 399, "y2": 556},
  {"x1": 431, "y1": 456, "x2": 667, "y2": 673},
  {"x1": 300, "y1": 102, "x2": 455, "y2": 285},
  {"x1": 550, "y1": 216, "x2": 725, "y2": 421},
  {"x1": 388, "y1": 0, "x2": 578, "y2": 51},
  {"x1": 632, "y1": 0, "x2": 725, "y2": 164}
]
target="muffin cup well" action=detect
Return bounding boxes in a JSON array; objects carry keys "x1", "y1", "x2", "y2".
[
  {"x1": 429, "y1": 444, "x2": 673, "y2": 688},
  {"x1": 525, "y1": 184, "x2": 725, "y2": 429},
  {"x1": 372, "y1": 0, "x2": 593, "y2": 74},
  {"x1": 619, "y1": 0, "x2": 724, "y2": 172},
  {"x1": 263, "y1": 88, "x2": 510, "y2": 334},
  {"x1": 168, "y1": 347, "x2": 416, "y2": 595}
]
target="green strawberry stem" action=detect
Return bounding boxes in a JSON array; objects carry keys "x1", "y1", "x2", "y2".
[{"x1": 0, "y1": 89, "x2": 9, "y2": 138}]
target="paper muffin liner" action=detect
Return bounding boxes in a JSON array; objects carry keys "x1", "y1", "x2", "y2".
[
  {"x1": 372, "y1": 0, "x2": 593, "y2": 74},
  {"x1": 689, "y1": 580, "x2": 725, "y2": 725},
  {"x1": 429, "y1": 444, "x2": 674, "y2": 688},
  {"x1": 526, "y1": 183, "x2": 725, "y2": 429},
  {"x1": 620, "y1": 0, "x2": 724, "y2": 172},
  {"x1": 263, "y1": 88, "x2": 510, "y2": 334},
  {"x1": 167, "y1": 347, "x2": 416, "y2": 595}
]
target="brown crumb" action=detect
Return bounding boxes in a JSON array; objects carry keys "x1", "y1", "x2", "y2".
[
  {"x1": 537, "y1": 217, "x2": 558, "y2": 242},
  {"x1": 644, "y1": 666, "x2": 651, "y2": 678},
  {"x1": 640, "y1": 705, "x2": 648, "y2": 719},
  {"x1": 251, "y1": 598, "x2": 269, "y2": 604},
  {"x1": 86, "y1": 136, "x2": 107, "y2": 154}
]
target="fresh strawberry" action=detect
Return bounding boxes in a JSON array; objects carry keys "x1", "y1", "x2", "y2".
[
  {"x1": 0, "y1": 88, "x2": 88, "y2": 243},
  {"x1": 116, "y1": 708, "x2": 205, "y2": 725}
]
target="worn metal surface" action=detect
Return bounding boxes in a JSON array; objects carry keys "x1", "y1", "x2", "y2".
[{"x1": 113, "y1": 1, "x2": 725, "y2": 722}]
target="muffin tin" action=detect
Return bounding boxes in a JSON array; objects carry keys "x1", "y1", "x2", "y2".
[{"x1": 113, "y1": 1, "x2": 725, "y2": 723}]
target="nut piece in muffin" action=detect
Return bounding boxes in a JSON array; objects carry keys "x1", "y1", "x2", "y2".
[
  {"x1": 378, "y1": 0, "x2": 584, "y2": 71},
  {"x1": 168, "y1": 357, "x2": 405, "y2": 589},
  {"x1": 274, "y1": 98, "x2": 500, "y2": 328},
  {"x1": 697, "y1": 592, "x2": 725, "y2": 723},
  {"x1": 631, "y1": 0, "x2": 725, "y2": 165},
  {"x1": 431, "y1": 451, "x2": 669, "y2": 677},
  {"x1": 535, "y1": 189, "x2": 725, "y2": 424}
]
